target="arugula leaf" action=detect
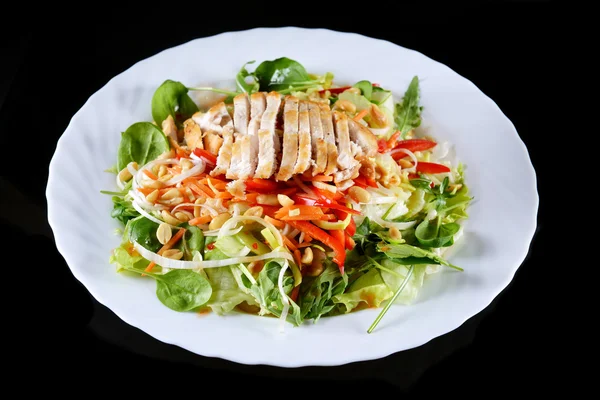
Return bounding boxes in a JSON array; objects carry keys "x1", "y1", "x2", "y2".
[
  {"x1": 117, "y1": 122, "x2": 170, "y2": 170},
  {"x1": 125, "y1": 267, "x2": 212, "y2": 312},
  {"x1": 299, "y1": 262, "x2": 348, "y2": 322},
  {"x1": 377, "y1": 242, "x2": 462, "y2": 271},
  {"x1": 250, "y1": 260, "x2": 303, "y2": 326},
  {"x1": 110, "y1": 195, "x2": 139, "y2": 225},
  {"x1": 353, "y1": 80, "x2": 373, "y2": 100},
  {"x1": 415, "y1": 216, "x2": 460, "y2": 248},
  {"x1": 394, "y1": 76, "x2": 423, "y2": 138},
  {"x1": 254, "y1": 57, "x2": 313, "y2": 92},
  {"x1": 235, "y1": 61, "x2": 259, "y2": 93},
  {"x1": 151, "y1": 79, "x2": 199, "y2": 126}
]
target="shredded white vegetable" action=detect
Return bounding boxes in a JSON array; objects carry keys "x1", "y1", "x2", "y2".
[
  {"x1": 130, "y1": 200, "x2": 174, "y2": 227},
  {"x1": 202, "y1": 225, "x2": 243, "y2": 237},
  {"x1": 389, "y1": 148, "x2": 418, "y2": 172},
  {"x1": 133, "y1": 241, "x2": 293, "y2": 269},
  {"x1": 171, "y1": 202, "x2": 218, "y2": 216},
  {"x1": 162, "y1": 160, "x2": 206, "y2": 186},
  {"x1": 278, "y1": 260, "x2": 290, "y2": 333},
  {"x1": 218, "y1": 216, "x2": 284, "y2": 248}
]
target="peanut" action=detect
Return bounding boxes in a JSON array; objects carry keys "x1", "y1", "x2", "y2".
[
  {"x1": 348, "y1": 186, "x2": 371, "y2": 203},
  {"x1": 156, "y1": 223, "x2": 172, "y2": 245},
  {"x1": 162, "y1": 249, "x2": 183, "y2": 260},
  {"x1": 277, "y1": 194, "x2": 294, "y2": 207},
  {"x1": 256, "y1": 194, "x2": 279, "y2": 206},
  {"x1": 208, "y1": 212, "x2": 232, "y2": 230}
]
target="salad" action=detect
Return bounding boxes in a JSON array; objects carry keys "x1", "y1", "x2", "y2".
[{"x1": 103, "y1": 57, "x2": 472, "y2": 332}]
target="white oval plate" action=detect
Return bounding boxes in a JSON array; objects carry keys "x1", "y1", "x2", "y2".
[{"x1": 47, "y1": 27, "x2": 538, "y2": 367}]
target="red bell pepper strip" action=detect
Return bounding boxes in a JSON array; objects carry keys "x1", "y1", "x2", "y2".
[
  {"x1": 393, "y1": 139, "x2": 437, "y2": 152},
  {"x1": 330, "y1": 229, "x2": 345, "y2": 246},
  {"x1": 377, "y1": 139, "x2": 388, "y2": 153},
  {"x1": 245, "y1": 178, "x2": 280, "y2": 191},
  {"x1": 415, "y1": 162, "x2": 451, "y2": 174},
  {"x1": 344, "y1": 233, "x2": 355, "y2": 250},
  {"x1": 192, "y1": 148, "x2": 217, "y2": 165},
  {"x1": 293, "y1": 193, "x2": 361, "y2": 215},
  {"x1": 353, "y1": 175, "x2": 368, "y2": 188},
  {"x1": 286, "y1": 220, "x2": 346, "y2": 274}
]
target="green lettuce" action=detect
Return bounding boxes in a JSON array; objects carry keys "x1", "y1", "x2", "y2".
[
  {"x1": 378, "y1": 260, "x2": 426, "y2": 305},
  {"x1": 333, "y1": 269, "x2": 393, "y2": 313},
  {"x1": 204, "y1": 266, "x2": 257, "y2": 315}
]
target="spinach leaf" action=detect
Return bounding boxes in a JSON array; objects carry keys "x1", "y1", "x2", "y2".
[
  {"x1": 117, "y1": 122, "x2": 170, "y2": 170},
  {"x1": 110, "y1": 196, "x2": 139, "y2": 225},
  {"x1": 174, "y1": 223, "x2": 205, "y2": 260},
  {"x1": 377, "y1": 242, "x2": 462, "y2": 271},
  {"x1": 353, "y1": 80, "x2": 373, "y2": 101},
  {"x1": 415, "y1": 217, "x2": 460, "y2": 248},
  {"x1": 394, "y1": 76, "x2": 423, "y2": 138},
  {"x1": 299, "y1": 262, "x2": 348, "y2": 322},
  {"x1": 125, "y1": 268, "x2": 212, "y2": 312},
  {"x1": 235, "y1": 61, "x2": 259, "y2": 94},
  {"x1": 128, "y1": 217, "x2": 161, "y2": 252},
  {"x1": 151, "y1": 79, "x2": 199, "y2": 126},
  {"x1": 254, "y1": 57, "x2": 312, "y2": 92}
]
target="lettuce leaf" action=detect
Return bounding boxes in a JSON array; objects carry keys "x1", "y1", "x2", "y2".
[
  {"x1": 204, "y1": 266, "x2": 257, "y2": 315},
  {"x1": 379, "y1": 260, "x2": 426, "y2": 304},
  {"x1": 333, "y1": 269, "x2": 393, "y2": 313}
]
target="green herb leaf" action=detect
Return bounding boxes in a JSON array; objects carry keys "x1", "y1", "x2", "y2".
[
  {"x1": 378, "y1": 242, "x2": 463, "y2": 271},
  {"x1": 126, "y1": 268, "x2": 212, "y2": 312},
  {"x1": 110, "y1": 196, "x2": 139, "y2": 225},
  {"x1": 367, "y1": 265, "x2": 414, "y2": 333},
  {"x1": 415, "y1": 217, "x2": 460, "y2": 248},
  {"x1": 254, "y1": 57, "x2": 312, "y2": 91},
  {"x1": 394, "y1": 76, "x2": 423, "y2": 138},
  {"x1": 299, "y1": 262, "x2": 348, "y2": 322},
  {"x1": 117, "y1": 122, "x2": 170, "y2": 170},
  {"x1": 128, "y1": 217, "x2": 162, "y2": 252},
  {"x1": 151, "y1": 80, "x2": 199, "y2": 126},
  {"x1": 235, "y1": 61, "x2": 259, "y2": 93}
]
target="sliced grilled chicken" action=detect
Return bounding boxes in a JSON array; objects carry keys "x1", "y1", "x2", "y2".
[
  {"x1": 308, "y1": 102, "x2": 327, "y2": 175},
  {"x1": 233, "y1": 94, "x2": 250, "y2": 136},
  {"x1": 293, "y1": 101, "x2": 312, "y2": 174},
  {"x1": 332, "y1": 111, "x2": 361, "y2": 183},
  {"x1": 203, "y1": 132, "x2": 223, "y2": 156},
  {"x1": 161, "y1": 115, "x2": 178, "y2": 142},
  {"x1": 255, "y1": 92, "x2": 282, "y2": 179},
  {"x1": 192, "y1": 102, "x2": 232, "y2": 134},
  {"x1": 348, "y1": 119, "x2": 377, "y2": 157},
  {"x1": 276, "y1": 96, "x2": 299, "y2": 181},
  {"x1": 211, "y1": 125, "x2": 234, "y2": 177},
  {"x1": 183, "y1": 118, "x2": 203, "y2": 150},
  {"x1": 319, "y1": 103, "x2": 338, "y2": 176},
  {"x1": 227, "y1": 93, "x2": 266, "y2": 179}
]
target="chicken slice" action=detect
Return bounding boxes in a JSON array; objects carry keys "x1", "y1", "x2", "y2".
[
  {"x1": 192, "y1": 102, "x2": 232, "y2": 134},
  {"x1": 333, "y1": 162, "x2": 361, "y2": 183},
  {"x1": 255, "y1": 92, "x2": 282, "y2": 179},
  {"x1": 227, "y1": 93, "x2": 266, "y2": 179},
  {"x1": 276, "y1": 96, "x2": 299, "y2": 181},
  {"x1": 333, "y1": 111, "x2": 359, "y2": 169},
  {"x1": 308, "y1": 102, "x2": 327, "y2": 175},
  {"x1": 348, "y1": 119, "x2": 377, "y2": 157},
  {"x1": 233, "y1": 94, "x2": 250, "y2": 136},
  {"x1": 319, "y1": 103, "x2": 338, "y2": 176},
  {"x1": 183, "y1": 118, "x2": 203, "y2": 150},
  {"x1": 293, "y1": 101, "x2": 312, "y2": 174},
  {"x1": 211, "y1": 125, "x2": 234, "y2": 177},
  {"x1": 203, "y1": 131, "x2": 223, "y2": 156},
  {"x1": 161, "y1": 115, "x2": 178, "y2": 142}
]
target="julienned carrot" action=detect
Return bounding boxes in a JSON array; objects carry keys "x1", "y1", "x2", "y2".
[
  {"x1": 282, "y1": 235, "x2": 298, "y2": 252},
  {"x1": 178, "y1": 187, "x2": 190, "y2": 202},
  {"x1": 275, "y1": 205, "x2": 325, "y2": 220},
  {"x1": 188, "y1": 181, "x2": 215, "y2": 198},
  {"x1": 216, "y1": 191, "x2": 233, "y2": 199},
  {"x1": 353, "y1": 108, "x2": 370, "y2": 122},
  {"x1": 137, "y1": 187, "x2": 154, "y2": 196},
  {"x1": 280, "y1": 214, "x2": 333, "y2": 221},
  {"x1": 142, "y1": 169, "x2": 158, "y2": 180},
  {"x1": 293, "y1": 249, "x2": 302, "y2": 267},
  {"x1": 144, "y1": 228, "x2": 186, "y2": 272},
  {"x1": 264, "y1": 215, "x2": 285, "y2": 229},
  {"x1": 245, "y1": 192, "x2": 259, "y2": 203},
  {"x1": 189, "y1": 215, "x2": 212, "y2": 226}
]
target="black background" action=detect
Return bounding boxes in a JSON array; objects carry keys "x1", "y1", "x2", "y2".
[{"x1": 3, "y1": 2, "x2": 559, "y2": 395}]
